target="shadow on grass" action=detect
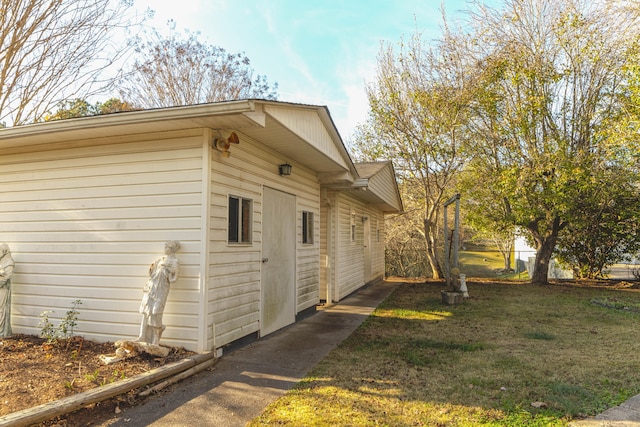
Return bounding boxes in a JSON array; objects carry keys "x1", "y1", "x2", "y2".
[{"x1": 251, "y1": 280, "x2": 640, "y2": 427}]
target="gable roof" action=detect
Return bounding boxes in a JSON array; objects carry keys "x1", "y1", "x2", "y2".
[
  {"x1": 355, "y1": 161, "x2": 389, "y2": 178},
  {"x1": 354, "y1": 161, "x2": 404, "y2": 213},
  {"x1": 0, "y1": 99, "x2": 402, "y2": 213}
]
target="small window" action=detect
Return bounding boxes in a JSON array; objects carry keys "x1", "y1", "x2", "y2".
[
  {"x1": 302, "y1": 211, "x2": 314, "y2": 244},
  {"x1": 228, "y1": 195, "x2": 252, "y2": 243},
  {"x1": 350, "y1": 209, "x2": 356, "y2": 243}
]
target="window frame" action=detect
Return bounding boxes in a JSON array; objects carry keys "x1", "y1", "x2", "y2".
[
  {"x1": 350, "y1": 209, "x2": 356, "y2": 243},
  {"x1": 302, "y1": 210, "x2": 314, "y2": 244},
  {"x1": 228, "y1": 194, "x2": 253, "y2": 244}
]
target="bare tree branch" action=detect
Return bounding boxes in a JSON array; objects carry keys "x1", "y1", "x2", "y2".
[
  {"x1": 119, "y1": 28, "x2": 278, "y2": 108},
  {"x1": 0, "y1": 0, "x2": 146, "y2": 126}
]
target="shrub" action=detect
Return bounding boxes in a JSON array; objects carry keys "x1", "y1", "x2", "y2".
[{"x1": 38, "y1": 299, "x2": 83, "y2": 343}]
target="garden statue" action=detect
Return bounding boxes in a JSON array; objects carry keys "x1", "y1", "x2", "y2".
[
  {"x1": 137, "y1": 240, "x2": 180, "y2": 345},
  {"x1": 0, "y1": 243, "x2": 14, "y2": 337}
]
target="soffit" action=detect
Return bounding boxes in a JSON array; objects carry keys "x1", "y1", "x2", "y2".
[{"x1": 239, "y1": 110, "x2": 350, "y2": 176}]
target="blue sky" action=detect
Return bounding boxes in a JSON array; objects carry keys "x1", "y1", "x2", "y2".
[{"x1": 134, "y1": 0, "x2": 491, "y2": 141}]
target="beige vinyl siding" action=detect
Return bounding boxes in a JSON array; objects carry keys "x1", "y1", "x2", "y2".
[
  {"x1": 297, "y1": 195, "x2": 320, "y2": 312},
  {"x1": 367, "y1": 164, "x2": 403, "y2": 212},
  {"x1": 333, "y1": 193, "x2": 387, "y2": 301},
  {"x1": 208, "y1": 132, "x2": 321, "y2": 348},
  {"x1": 263, "y1": 105, "x2": 350, "y2": 171},
  {"x1": 0, "y1": 102, "x2": 402, "y2": 355},
  {"x1": 0, "y1": 130, "x2": 205, "y2": 351},
  {"x1": 335, "y1": 194, "x2": 364, "y2": 300},
  {"x1": 370, "y1": 214, "x2": 386, "y2": 279}
]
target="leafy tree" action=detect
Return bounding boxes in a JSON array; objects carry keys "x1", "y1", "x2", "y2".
[
  {"x1": 460, "y1": 165, "x2": 517, "y2": 272},
  {"x1": 45, "y1": 99, "x2": 94, "y2": 121},
  {"x1": 95, "y1": 98, "x2": 136, "y2": 115},
  {"x1": 44, "y1": 98, "x2": 136, "y2": 121},
  {"x1": 0, "y1": 0, "x2": 146, "y2": 126},
  {"x1": 119, "y1": 27, "x2": 278, "y2": 108},
  {"x1": 463, "y1": 0, "x2": 640, "y2": 284},
  {"x1": 354, "y1": 29, "x2": 476, "y2": 279},
  {"x1": 383, "y1": 208, "x2": 430, "y2": 278},
  {"x1": 379, "y1": 178, "x2": 442, "y2": 278},
  {"x1": 555, "y1": 160, "x2": 640, "y2": 278},
  {"x1": 603, "y1": 32, "x2": 640, "y2": 173}
]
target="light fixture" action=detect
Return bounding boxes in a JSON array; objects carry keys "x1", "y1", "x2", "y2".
[
  {"x1": 279, "y1": 163, "x2": 292, "y2": 176},
  {"x1": 213, "y1": 131, "x2": 240, "y2": 157}
]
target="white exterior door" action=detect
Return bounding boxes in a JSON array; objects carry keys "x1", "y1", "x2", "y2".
[
  {"x1": 261, "y1": 187, "x2": 296, "y2": 336},
  {"x1": 363, "y1": 216, "x2": 371, "y2": 281}
]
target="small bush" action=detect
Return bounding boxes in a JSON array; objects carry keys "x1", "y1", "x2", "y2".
[{"x1": 38, "y1": 299, "x2": 83, "y2": 343}]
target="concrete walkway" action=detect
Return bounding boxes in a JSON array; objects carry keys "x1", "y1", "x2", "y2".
[
  {"x1": 570, "y1": 394, "x2": 640, "y2": 427},
  {"x1": 96, "y1": 279, "x2": 399, "y2": 427}
]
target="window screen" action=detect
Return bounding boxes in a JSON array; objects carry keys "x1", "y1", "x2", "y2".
[
  {"x1": 228, "y1": 195, "x2": 252, "y2": 243},
  {"x1": 302, "y1": 211, "x2": 314, "y2": 244}
]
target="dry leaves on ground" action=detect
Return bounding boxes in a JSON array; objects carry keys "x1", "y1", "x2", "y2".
[{"x1": 0, "y1": 334, "x2": 195, "y2": 426}]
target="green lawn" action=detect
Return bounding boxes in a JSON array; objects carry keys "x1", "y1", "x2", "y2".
[
  {"x1": 457, "y1": 243, "x2": 529, "y2": 280},
  {"x1": 250, "y1": 280, "x2": 640, "y2": 426},
  {"x1": 459, "y1": 249, "x2": 505, "y2": 277}
]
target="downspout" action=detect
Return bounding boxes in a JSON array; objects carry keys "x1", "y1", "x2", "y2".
[
  {"x1": 321, "y1": 188, "x2": 334, "y2": 304},
  {"x1": 198, "y1": 129, "x2": 214, "y2": 352}
]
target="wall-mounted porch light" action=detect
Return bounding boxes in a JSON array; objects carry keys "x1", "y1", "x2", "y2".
[
  {"x1": 213, "y1": 131, "x2": 240, "y2": 157},
  {"x1": 279, "y1": 163, "x2": 292, "y2": 176}
]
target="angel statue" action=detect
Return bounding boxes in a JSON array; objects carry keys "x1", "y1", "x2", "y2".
[
  {"x1": 0, "y1": 243, "x2": 15, "y2": 337},
  {"x1": 137, "y1": 241, "x2": 180, "y2": 345}
]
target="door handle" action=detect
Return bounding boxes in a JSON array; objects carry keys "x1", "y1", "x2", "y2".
[{"x1": 262, "y1": 258, "x2": 269, "y2": 263}]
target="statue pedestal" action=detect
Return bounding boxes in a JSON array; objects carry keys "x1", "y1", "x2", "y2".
[
  {"x1": 99, "y1": 339, "x2": 170, "y2": 364},
  {"x1": 441, "y1": 290, "x2": 464, "y2": 305}
]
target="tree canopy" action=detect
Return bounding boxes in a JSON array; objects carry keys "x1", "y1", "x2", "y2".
[
  {"x1": 119, "y1": 28, "x2": 278, "y2": 108},
  {"x1": 463, "y1": 0, "x2": 640, "y2": 283},
  {"x1": 555, "y1": 164, "x2": 640, "y2": 278},
  {"x1": 354, "y1": 28, "x2": 477, "y2": 279},
  {"x1": 44, "y1": 98, "x2": 136, "y2": 121},
  {"x1": 357, "y1": 0, "x2": 640, "y2": 283}
]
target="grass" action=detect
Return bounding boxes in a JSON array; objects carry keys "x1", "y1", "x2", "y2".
[
  {"x1": 459, "y1": 248, "x2": 504, "y2": 278},
  {"x1": 457, "y1": 243, "x2": 529, "y2": 280},
  {"x1": 250, "y1": 280, "x2": 640, "y2": 426},
  {"x1": 591, "y1": 296, "x2": 640, "y2": 313}
]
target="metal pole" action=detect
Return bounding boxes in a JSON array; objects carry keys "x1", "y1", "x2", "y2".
[
  {"x1": 453, "y1": 195, "x2": 460, "y2": 269},
  {"x1": 443, "y1": 194, "x2": 461, "y2": 286},
  {"x1": 444, "y1": 203, "x2": 449, "y2": 286}
]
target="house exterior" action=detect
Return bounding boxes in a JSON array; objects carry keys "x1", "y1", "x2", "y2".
[{"x1": 0, "y1": 100, "x2": 403, "y2": 353}]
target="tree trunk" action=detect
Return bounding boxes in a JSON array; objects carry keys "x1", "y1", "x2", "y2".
[
  {"x1": 531, "y1": 240, "x2": 554, "y2": 284},
  {"x1": 503, "y1": 252, "x2": 512, "y2": 272},
  {"x1": 424, "y1": 218, "x2": 443, "y2": 279},
  {"x1": 529, "y1": 217, "x2": 562, "y2": 285},
  {"x1": 494, "y1": 237, "x2": 513, "y2": 272},
  {"x1": 426, "y1": 246, "x2": 443, "y2": 279}
]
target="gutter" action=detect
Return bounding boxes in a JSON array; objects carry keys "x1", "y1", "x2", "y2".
[
  {"x1": 0, "y1": 100, "x2": 258, "y2": 141},
  {"x1": 351, "y1": 179, "x2": 369, "y2": 190}
]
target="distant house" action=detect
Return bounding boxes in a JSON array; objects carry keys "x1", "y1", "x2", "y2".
[
  {"x1": 514, "y1": 236, "x2": 573, "y2": 279},
  {"x1": 0, "y1": 100, "x2": 403, "y2": 353},
  {"x1": 514, "y1": 236, "x2": 638, "y2": 280}
]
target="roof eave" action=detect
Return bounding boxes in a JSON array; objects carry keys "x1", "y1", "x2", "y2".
[{"x1": 0, "y1": 100, "x2": 258, "y2": 148}]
